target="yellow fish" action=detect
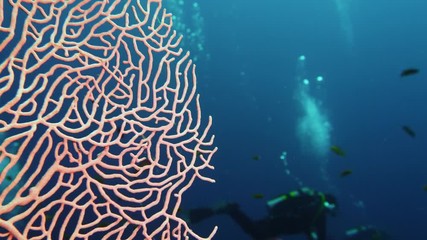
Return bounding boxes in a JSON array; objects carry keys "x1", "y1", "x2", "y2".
[{"x1": 331, "y1": 145, "x2": 345, "y2": 157}]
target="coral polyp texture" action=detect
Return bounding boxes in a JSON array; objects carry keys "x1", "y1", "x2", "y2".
[{"x1": 0, "y1": 0, "x2": 216, "y2": 239}]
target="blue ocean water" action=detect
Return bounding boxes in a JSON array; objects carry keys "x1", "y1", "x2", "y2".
[{"x1": 180, "y1": 0, "x2": 427, "y2": 239}]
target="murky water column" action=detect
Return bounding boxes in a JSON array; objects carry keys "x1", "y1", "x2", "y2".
[
  {"x1": 163, "y1": 0, "x2": 209, "y2": 62},
  {"x1": 334, "y1": 0, "x2": 355, "y2": 48}
]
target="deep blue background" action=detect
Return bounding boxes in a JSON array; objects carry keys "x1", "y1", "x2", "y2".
[{"x1": 178, "y1": 0, "x2": 427, "y2": 239}]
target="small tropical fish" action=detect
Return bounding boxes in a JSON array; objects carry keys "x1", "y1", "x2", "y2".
[
  {"x1": 196, "y1": 150, "x2": 204, "y2": 157},
  {"x1": 252, "y1": 193, "x2": 264, "y2": 199},
  {"x1": 129, "y1": 159, "x2": 152, "y2": 175},
  {"x1": 137, "y1": 159, "x2": 151, "y2": 167},
  {"x1": 252, "y1": 155, "x2": 261, "y2": 161},
  {"x1": 330, "y1": 145, "x2": 345, "y2": 157},
  {"x1": 400, "y1": 68, "x2": 419, "y2": 77},
  {"x1": 94, "y1": 175, "x2": 104, "y2": 183},
  {"x1": 340, "y1": 170, "x2": 352, "y2": 177},
  {"x1": 115, "y1": 122, "x2": 123, "y2": 134},
  {"x1": 97, "y1": 222, "x2": 109, "y2": 228},
  {"x1": 402, "y1": 125, "x2": 416, "y2": 138}
]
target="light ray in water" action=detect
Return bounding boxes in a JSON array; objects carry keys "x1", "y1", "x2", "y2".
[{"x1": 334, "y1": 0, "x2": 355, "y2": 48}]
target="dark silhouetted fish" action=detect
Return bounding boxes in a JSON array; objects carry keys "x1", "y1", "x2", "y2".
[
  {"x1": 340, "y1": 170, "x2": 352, "y2": 177},
  {"x1": 400, "y1": 68, "x2": 419, "y2": 77},
  {"x1": 402, "y1": 125, "x2": 416, "y2": 138}
]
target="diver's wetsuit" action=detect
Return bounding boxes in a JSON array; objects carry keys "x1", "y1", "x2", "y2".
[{"x1": 188, "y1": 188, "x2": 336, "y2": 240}]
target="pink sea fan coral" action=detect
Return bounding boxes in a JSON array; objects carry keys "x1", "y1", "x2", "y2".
[{"x1": 0, "y1": 0, "x2": 216, "y2": 239}]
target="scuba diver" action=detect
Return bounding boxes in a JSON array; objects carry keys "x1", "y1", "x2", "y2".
[
  {"x1": 185, "y1": 187, "x2": 338, "y2": 240},
  {"x1": 344, "y1": 225, "x2": 391, "y2": 240}
]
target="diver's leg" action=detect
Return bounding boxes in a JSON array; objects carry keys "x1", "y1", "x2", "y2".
[
  {"x1": 224, "y1": 204, "x2": 270, "y2": 239},
  {"x1": 186, "y1": 202, "x2": 244, "y2": 225},
  {"x1": 186, "y1": 207, "x2": 216, "y2": 224}
]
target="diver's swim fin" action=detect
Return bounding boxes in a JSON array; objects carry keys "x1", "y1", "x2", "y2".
[{"x1": 188, "y1": 207, "x2": 215, "y2": 224}]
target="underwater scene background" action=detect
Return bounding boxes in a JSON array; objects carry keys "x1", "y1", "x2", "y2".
[
  {"x1": 0, "y1": 0, "x2": 425, "y2": 239},
  {"x1": 171, "y1": 0, "x2": 427, "y2": 239}
]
